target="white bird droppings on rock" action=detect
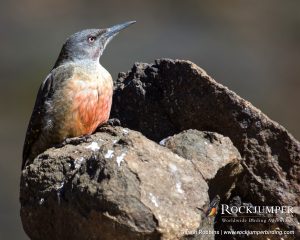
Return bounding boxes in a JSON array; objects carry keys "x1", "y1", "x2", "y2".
[
  {"x1": 39, "y1": 198, "x2": 44, "y2": 205},
  {"x1": 169, "y1": 163, "x2": 178, "y2": 173},
  {"x1": 105, "y1": 150, "x2": 114, "y2": 159},
  {"x1": 149, "y1": 193, "x2": 159, "y2": 207},
  {"x1": 122, "y1": 129, "x2": 129, "y2": 134},
  {"x1": 85, "y1": 142, "x2": 100, "y2": 151},
  {"x1": 74, "y1": 157, "x2": 85, "y2": 169},
  {"x1": 116, "y1": 153, "x2": 126, "y2": 167},
  {"x1": 159, "y1": 136, "x2": 171, "y2": 146},
  {"x1": 56, "y1": 182, "x2": 64, "y2": 190},
  {"x1": 176, "y1": 182, "x2": 184, "y2": 194}
]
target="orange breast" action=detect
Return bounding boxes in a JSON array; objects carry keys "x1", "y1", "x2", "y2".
[
  {"x1": 64, "y1": 72, "x2": 113, "y2": 137},
  {"x1": 75, "y1": 85, "x2": 112, "y2": 134}
]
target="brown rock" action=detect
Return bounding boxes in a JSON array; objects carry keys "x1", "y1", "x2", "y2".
[
  {"x1": 20, "y1": 126, "x2": 213, "y2": 240},
  {"x1": 161, "y1": 130, "x2": 242, "y2": 200},
  {"x1": 111, "y1": 59, "x2": 300, "y2": 236},
  {"x1": 21, "y1": 59, "x2": 300, "y2": 239}
]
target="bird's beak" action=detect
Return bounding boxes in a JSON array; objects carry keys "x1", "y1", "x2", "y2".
[
  {"x1": 104, "y1": 21, "x2": 136, "y2": 39},
  {"x1": 101, "y1": 21, "x2": 136, "y2": 45}
]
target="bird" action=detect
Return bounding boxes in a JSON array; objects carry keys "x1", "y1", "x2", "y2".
[
  {"x1": 22, "y1": 21, "x2": 136, "y2": 169},
  {"x1": 206, "y1": 195, "x2": 220, "y2": 217}
]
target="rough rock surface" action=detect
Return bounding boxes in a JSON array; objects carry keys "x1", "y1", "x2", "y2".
[
  {"x1": 21, "y1": 59, "x2": 300, "y2": 240},
  {"x1": 161, "y1": 130, "x2": 242, "y2": 200},
  {"x1": 111, "y1": 59, "x2": 300, "y2": 237},
  {"x1": 21, "y1": 126, "x2": 216, "y2": 240}
]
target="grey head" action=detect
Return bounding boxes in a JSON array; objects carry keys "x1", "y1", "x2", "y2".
[{"x1": 53, "y1": 21, "x2": 136, "y2": 68}]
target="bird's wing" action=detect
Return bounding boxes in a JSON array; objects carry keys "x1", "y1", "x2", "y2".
[{"x1": 22, "y1": 73, "x2": 54, "y2": 169}]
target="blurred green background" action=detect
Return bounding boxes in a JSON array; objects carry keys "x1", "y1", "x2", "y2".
[{"x1": 0, "y1": 0, "x2": 299, "y2": 239}]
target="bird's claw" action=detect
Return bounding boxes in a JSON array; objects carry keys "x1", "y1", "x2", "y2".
[
  {"x1": 97, "y1": 118, "x2": 121, "y2": 131},
  {"x1": 61, "y1": 135, "x2": 91, "y2": 146},
  {"x1": 107, "y1": 118, "x2": 121, "y2": 126}
]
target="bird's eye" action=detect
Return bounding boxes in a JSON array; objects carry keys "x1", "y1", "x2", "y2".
[{"x1": 88, "y1": 36, "x2": 96, "y2": 43}]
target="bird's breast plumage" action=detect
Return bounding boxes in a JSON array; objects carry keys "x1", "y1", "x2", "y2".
[{"x1": 51, "y1": 63, "x2": 113, "y2": 138}]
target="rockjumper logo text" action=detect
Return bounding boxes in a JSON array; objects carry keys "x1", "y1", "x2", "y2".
[{"x1": 221, "y1": 205, "x2": 293, "y2": 215}]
